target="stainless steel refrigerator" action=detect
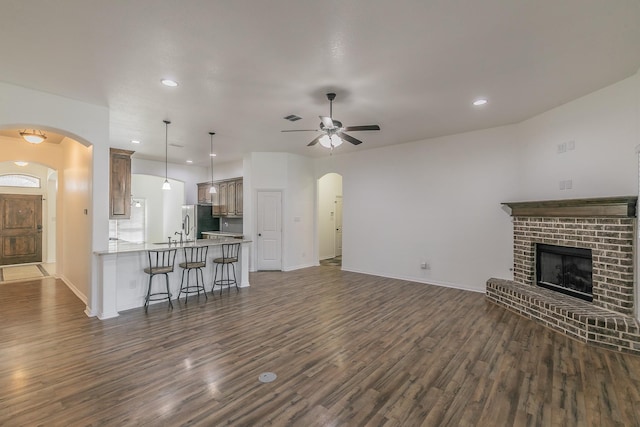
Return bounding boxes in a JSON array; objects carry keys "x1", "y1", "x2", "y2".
[{"x1": 181, "y1": 205, "x2": 219, "y2": 241}]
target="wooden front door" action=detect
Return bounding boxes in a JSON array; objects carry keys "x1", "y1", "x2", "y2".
[{"x1": 0, "y1": 194, "x2": 43, "y2": 265}]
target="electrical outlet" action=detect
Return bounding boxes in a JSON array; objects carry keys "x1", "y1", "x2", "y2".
[
  {"x1": 559, "y1": 180, "x2": 566, "y2": 190},
  {"x1": 420, "y1": 261, "x2": 430, "y2": 270},
  {"x1": 568, "y1": 140, "x2": 575, "y2": 150}
]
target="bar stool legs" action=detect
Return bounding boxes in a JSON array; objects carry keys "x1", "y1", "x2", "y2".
[
  {"x1": 143, "y1": 249, "x2": 177, "y2": 312},
  {"x1": 212, "y1": 243, "x2": 240, "y2": 295},
  {"x1": 178, "y1": 246, "x2": 208, "y2": 303},
  {"x1": 144, "y1": 271, "x2": 174, "y2": 312}
]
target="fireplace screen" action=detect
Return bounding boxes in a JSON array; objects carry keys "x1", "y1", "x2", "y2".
[{"x1": 536, "y1": 244, "x2": 593, "y2": 301}]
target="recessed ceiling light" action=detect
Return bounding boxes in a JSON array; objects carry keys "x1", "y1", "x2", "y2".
[
  {"x1": 186, "y1": 160, "x2": 193, "y2": 164},
  {"x1": 14, "y1": 161, "x2": 28, "y2": 167},
  {"x1": 473, "y1": 98, "x2": 488, "y2": 106},
  {"x1": 210, "y1": 153, "x2": 217, "y2": 157},
  {"x1": 131, "y1": 140, "x2": 141, "y2": 144},
  {"x1": 161, "y1": 79, "x2": 178, "y2": 87}
]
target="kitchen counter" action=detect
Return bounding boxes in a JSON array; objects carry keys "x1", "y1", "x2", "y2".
[
  {"x1": 93, "y1": 238, "x2": 251, "y2": 319},
  {"x1": 96, "y1": 237, "x2": 250, "y2": 255},
  {"x1": 202, "y1": 231, "x2": 244, "y2": 239}
]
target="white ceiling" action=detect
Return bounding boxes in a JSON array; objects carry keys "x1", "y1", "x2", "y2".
[{"x1": 1, "y1": 1, "x2": 639, "y2": 166}]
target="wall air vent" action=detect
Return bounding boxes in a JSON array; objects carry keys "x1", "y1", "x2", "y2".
[{"x1": 283, "y1": 115, "x2": 302, "y2": 122}]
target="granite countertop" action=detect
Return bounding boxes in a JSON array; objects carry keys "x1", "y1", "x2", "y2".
[
  {"x1": 202, "y1": 231, "x2": 244, "y2": 238},
  {"x1": 95, "y1": 238, "x2": 251, "y2": 255}
]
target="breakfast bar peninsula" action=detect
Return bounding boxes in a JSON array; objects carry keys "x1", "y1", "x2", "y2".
[{"x1": 93, "y1": 238, "x2": 251, "y2": 319}]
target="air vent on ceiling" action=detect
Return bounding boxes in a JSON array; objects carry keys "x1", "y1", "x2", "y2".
[{"x1": 284, "y1": 115, "x2": 302, "y2": 122}]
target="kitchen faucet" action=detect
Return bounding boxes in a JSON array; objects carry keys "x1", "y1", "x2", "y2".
[{"x1": 175, "y1": 231, "x2": 183, "y2": 245}]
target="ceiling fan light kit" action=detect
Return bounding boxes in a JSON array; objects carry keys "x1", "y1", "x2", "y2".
[{"x1": 282, "y1": 92, "x2": 380, "y2": 150}]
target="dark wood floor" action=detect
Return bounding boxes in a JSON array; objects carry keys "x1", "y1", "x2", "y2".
[{"x1": 1, "y1": 267, "x2": 640, "y2": 426}]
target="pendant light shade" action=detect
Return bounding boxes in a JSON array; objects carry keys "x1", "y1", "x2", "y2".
[
  {"x1": 209, "y1": 132, "x2": 217, "y2": 194},
  {"x1": 162, "y1": 120, "x2": 171, "y2": 191}
]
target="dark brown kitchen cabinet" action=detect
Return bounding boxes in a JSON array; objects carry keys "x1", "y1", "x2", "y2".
[
  {"x1": 197, "y1": 182, "x2": 212, "y2": 204},
  {"x1": 109, "y1": 148, "x2": 134, "y2": 219},
  {"x1": 227, "y1": 180, "x2": 236, "y2": 215},
  {"x1": 235, "y1": 179, "x2": 243, "y2": 215},
  {"x1": 202, "y1": 177, "x2": 242, "y2": 217},
  {"x1": 218, "y1": 181, "x2": 228, "y2": 216}
]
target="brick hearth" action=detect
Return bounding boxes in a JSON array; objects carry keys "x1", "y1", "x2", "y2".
[{"x1": 486, "y1": 197, "x2": 640, "y2": 354}]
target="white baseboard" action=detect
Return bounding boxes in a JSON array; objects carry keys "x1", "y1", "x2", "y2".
[
  {"x1": 283, "y1": 262, "x2": 316, "y2": 272},
  {"x1": 339, "y1": 267, "x2": 485, "y2": 294},
  {"x1": 58, "y1": 274, "x2": 89, "y2": 305}
]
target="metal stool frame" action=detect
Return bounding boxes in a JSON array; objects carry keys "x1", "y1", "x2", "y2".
[
  {"x1": 178, "y1": 245, "x2": 209, "y2": 303},
  {"x1": 212, "y1": 243, "x2": 240, "y2": 295},
  {"x1": 144, "y1": 248, "x2": 177, "y2": 312}
]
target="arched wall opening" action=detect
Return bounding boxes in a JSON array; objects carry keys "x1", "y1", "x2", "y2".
[
  {"x1": 109, "y1": 173, "x2": 185, "y2": 244},
  {"x1": 0, "y1": 128, "x2": 93, "y2": 303},
  {"x1": 317, "y1": 172, "x2": 343, "y2": 262}
]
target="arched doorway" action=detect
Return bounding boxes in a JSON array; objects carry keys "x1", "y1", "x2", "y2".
[
  {"x1": 0, "y1": 129, "x2": 92, "y2": 294},
  {"x1": 318, "y1": 173, "x2": 343, "y2": 266}
]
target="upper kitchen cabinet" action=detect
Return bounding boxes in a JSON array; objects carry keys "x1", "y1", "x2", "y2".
[
  {"x1": 109, "y1": 148, "x2": 134, "y2": 220},
  {"x1": 197, "y1": 182, "x2": 213, "y2": 205},
  {"x1": 208, "y1": 177, "x2": 243, "y2": 217},
  {"x1": 235, "y1": 179, "x2": 243, "y2": 215}
]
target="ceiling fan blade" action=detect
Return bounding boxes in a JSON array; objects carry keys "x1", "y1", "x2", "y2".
[
  {"x1": 281, "y1": 129, "x2": 319, "y2": 132},
  {"x1": 342, "y1": 125, "x2": 380, "y2": 132},
  {"x1": 307, "y1": 134, "x2": 324, "y2": 146},
  {"x1": 320, "y1": 116, "x2": 334, "y2": 128},
  {"x1": 338, "y1": 132, "x2": 363, "y2": 145}
]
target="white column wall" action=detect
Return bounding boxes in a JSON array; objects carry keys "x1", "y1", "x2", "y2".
[{"x1": 0, "y1": 82, "x2": 109, "y2": 315}]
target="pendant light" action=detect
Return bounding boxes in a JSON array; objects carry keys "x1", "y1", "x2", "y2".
[
  {"x1": 162, "y1": 120, "x2": 171, "y2": 190},
  {"x1": 209, "y1": 132, "x2": 217, "y2": 194}
]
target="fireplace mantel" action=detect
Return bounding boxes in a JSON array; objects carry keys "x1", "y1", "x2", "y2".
[{"x1": 503, "y1": 196, "x2": 637, "y2": 218}]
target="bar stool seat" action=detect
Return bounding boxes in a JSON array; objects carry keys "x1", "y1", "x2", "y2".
[
  {"x1": 178, "y1": 246, "x2": 208, "y2": 302},
  {"x1": 212, "y1": 243, "x2": 240, "y2": 294},
  {"x1": 144, "y1": 249, "x2": 177, "y2": 312}
]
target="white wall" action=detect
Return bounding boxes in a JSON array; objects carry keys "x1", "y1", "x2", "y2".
[
  {"x1": 316, "y1": 125, "x2": 519, "y2": 291},
  {"x1": 516, "y1": 72, "x2": 640, "y2": 200},
  {"x1": 245, "y1": 152, "x2": 315, "y2": 271},
  {"x1": 59, "y1": 138, "x2": 93, "y2": 301},
  {"x1": 285, "y1": 154, "x2": 316, "y2": 270},
  {"x1": 0, "y1": 81, "x2": 110, "y2": 315},
  {"x1": 310, "y1": 69, "x2": 640, "y2": 293},
  {"x1": 318, "y1": 173, "x2": 342, "y2": 260},
  {"x1": 131, "y1": 158, "x2": 206, "y2": 205},
  {"x1": 132, "y1": 158, "x2": 242, "y2": 205}
]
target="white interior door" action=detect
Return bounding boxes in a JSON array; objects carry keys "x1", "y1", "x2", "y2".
[
  {"x1": 335, "y1": 196, "x2": 342, "y2": 257},
  {"x1": 257, "y1": 191, "x2": 282, "y2": 270}
]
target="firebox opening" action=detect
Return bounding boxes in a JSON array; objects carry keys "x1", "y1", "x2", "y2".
[{"x1": 535, "y1": 244, "x2": 593, "y2": 302}]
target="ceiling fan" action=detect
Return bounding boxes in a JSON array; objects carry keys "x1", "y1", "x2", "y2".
[{"x1": 282, "y1": 93, "x2": 380, "y2": 148}]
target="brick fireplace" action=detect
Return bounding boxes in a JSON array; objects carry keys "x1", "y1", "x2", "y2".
[{"x1": 486, "y1": 197, "x2": 640, "y2": 354}]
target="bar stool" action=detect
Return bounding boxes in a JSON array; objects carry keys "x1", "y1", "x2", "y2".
[
  {"x1": 144, "y1": 248, "x2": 177, "y2": 312},
  {"x1": 212, "y1": 243, "x2": 240, "y2": 294},
  {"x1": 178, "y1": 245, "x2": 208, "y2": 302}
]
